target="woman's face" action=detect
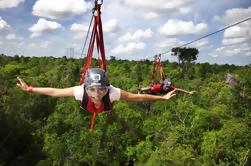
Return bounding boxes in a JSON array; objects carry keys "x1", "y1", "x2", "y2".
[{"x1": 86, "y1": 85, "x2": 108, "y2": 102}]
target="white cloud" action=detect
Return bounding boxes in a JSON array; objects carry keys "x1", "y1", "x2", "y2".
[
  {"x1": 158, "y1": 19, "x2": 208, "y2": 36},
  {"x1": 218, "y1": 7, "x2": 251, "y2": 23},
  {"x1": 190, "y1": 39, "x2": 209, "y2": 48},
  {"x1": 219, "y1": 47, "x2": 240, "y2": 56},
  {"x1": 155, "y1": 38, "x2": 184, "y2": 49},
  {"x1": 246, "y1": 51, "x2": 251, "y2": 56},
  {"x1": 32, "y1": 0, "x2": 92, "y2": 19},
  {"x1": 119, "y1": 29, "x2": 153, "y2": 42},
  {"x1": 213, "y1": 43, "x2": 251, "y2": 57},
  {"x1": 213, "y1": 7, "x2": 251, "y2": 55},
  {"x1": 212, "y1": 15, "x2": 221, "y2": 22},
  {"x1": 224, "y1": 25, "x2": 251, "y2": 39},
  {"x1": 155, "y1": 38, "x2": 208, "y2": 56},
  {"x1": 6, "y1": 34, "x2": 16, "y2": 40},
  {"x1": 0, "y1": 0, "x2": 24, "y2": 9},
  {"x1": 214, "y1": 7, "x2": 251, "y2": 40},
  {"x1": 70, "y1": 23, "x2": 88, "y2": 32},
  {"x1": 0, "y1": 16, "x2": 10, "y2": 31},
  {"x1": 144, "y1": 12, "x2": 159, "y2": 20},
  {"x1": 29, "y1": 41, "x2": 52, "y2": 50},
  {"x1": 29, "y1": 18, "x2": 62, "y2": 38},
  {"x1": 179, "y1": 7, "x2": 191, "y2": 14},
  {"x1": 70, "y1": 23, "x2": 89, "y2": 39},
  {"x1": 111, "y1": 42, "x2": 146, "y2": 55},
  {"x1": 103, "y1": 19, "x2": 118, "y2": 33},
  {"x1": 124, "y1": 0, "x2": 192, "y2": 11},
  {"x1": 223, "y1": 37, "x2": 248, "y2": 45}
]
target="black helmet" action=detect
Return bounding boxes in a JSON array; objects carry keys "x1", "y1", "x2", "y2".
[
  {"x1": 84, "y1": 68, "x2": 109, "y2": 87},
  {"x1": 163, "y1": 79, "x2": 172, "y2": 88}
]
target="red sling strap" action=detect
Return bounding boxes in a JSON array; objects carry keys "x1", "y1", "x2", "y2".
[
  {"x1": 151, "y1": 54, "x2": 165, "y2": 83},
  {"x1": 79, "y1": 1, "x2": 108, "y2": 131},
  {"x1": 80, "y1": 1, "x2": 106, "y2": 85}
]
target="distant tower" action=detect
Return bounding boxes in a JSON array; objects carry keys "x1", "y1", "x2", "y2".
[{"x1": 66, "y1": 47, "x2": 74, "y2": 58}]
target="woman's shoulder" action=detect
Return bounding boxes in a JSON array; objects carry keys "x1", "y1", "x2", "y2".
[
  {"x1": 109, "y1": 85, "x2": 120, "y2": 91},
  {"x1": 108, "y1": 85, "x2": 121, "y2": 101}
]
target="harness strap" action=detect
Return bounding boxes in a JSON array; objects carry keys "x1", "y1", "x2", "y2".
[
  {"x1": 79, "y1": 1, "x2": 111, "y2": 131},
  {"x1": 96, "y1": 4, "x2": 106, "y2": 71},
  {"x1": 151, "y1": 61, "x2": 157, "y2": 83},
  {"x1": 151, "y1": 54, "x2": 166, "y2": 83},
  {"x1": 159, "y1": 63, "x2": 165, "y2": 82},
  {"x1": 82, "y1": 86, "x2": 89, "y2": 110},
  {"x1": 90, "y1": 112, "x2": 97, "y2": 131},
  {"x1": 80, "y1": 3, "x2": 106, "y2": 84},
  {"x1": 103, "y1": 90, "x2": 111, "y2": 112}
]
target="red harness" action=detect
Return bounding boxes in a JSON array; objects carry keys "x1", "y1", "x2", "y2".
[
  {"x1": 150, "y1": 84, "x2": 176, "y2": 95},
  {"x1": 85, "y1": 97, "x2": 112, "y2": 113},
  {"x1": 152, "y1": 54, "x2": 165, "y2": 83},
  {"x1": 85, "y1": 97, "x2": 112, "y2": 131},
  {"x1": 151, "y1": 84, "x2": 162, "y2": 94},
  {"x1": 79, "y1": 1, "x2": 111, "y2": 131}
]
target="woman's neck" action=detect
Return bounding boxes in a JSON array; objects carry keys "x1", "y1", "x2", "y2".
[{"x1": 93, "y1": 101, "x2": 102, "y2": 109}]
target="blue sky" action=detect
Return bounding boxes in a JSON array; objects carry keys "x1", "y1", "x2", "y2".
[{"x1": 0, "y1": 0, "x2": 251, "y2": 65}]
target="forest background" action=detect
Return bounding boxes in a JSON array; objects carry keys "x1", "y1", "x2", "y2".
[{"x1": 0, "y1": 53, "x2": 250, "y2": 165}]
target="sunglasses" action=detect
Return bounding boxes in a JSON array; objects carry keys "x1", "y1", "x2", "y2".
[{"x1": 86, "y1": 86, "x2": 108, "y2": 97}]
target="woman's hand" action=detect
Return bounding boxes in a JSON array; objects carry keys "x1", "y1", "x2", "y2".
[
  {"x1": 16, "y1": 77, "x2": 29, "y2": 91},
  {"x1": 163, "y1": 89, "x2": 176, "y2": 100},
  {"x1": 189, "y1": 91, "x2": 196, "y2": 95},
  {"x1": 16, "y1": 77, "x2": 74, "y2": 96}
]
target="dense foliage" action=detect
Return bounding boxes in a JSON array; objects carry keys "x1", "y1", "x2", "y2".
[{"x1": 0, "y1": 54, "x2": 250, "y2": 165}]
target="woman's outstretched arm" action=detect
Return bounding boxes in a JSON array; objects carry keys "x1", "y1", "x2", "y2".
[
  {"x1": 16, "y1": 77, "x2": 74, "y2": 97},
  {"x1": 175, "y1": 88, "x2": 196, "y2": 95},
  {"x1": 120, "y1": 89, "x2": 176, "y2": 102}
]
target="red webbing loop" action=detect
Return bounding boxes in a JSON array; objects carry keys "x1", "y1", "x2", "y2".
[
  {"x1": 159, "y1": 64, "x2": 165, "y2": 81},
  {"x1": 95, "y1": 25, "x2": 101, "y2": 68},
  {"x1": 80, "y1": 20, "x2": 97, "y2": 84},
  {"x1": 80, "y1": 3, "x2": 106, "y2": 83},
  {"x1": 79, "y1": 2, "x2": 108, "y2": 131},
  {"x1": 89, "y1": 112, "x2": 97, "y2": 131},
  {"x1": 151, "y1": 54, "x2": 166, "y2": 83},
  {"x1": 96, "y1": 4, "x2": 106, "y2": 71},
  {"x1": 151, "y1": 61, "x2": 157, "y2": 83}
]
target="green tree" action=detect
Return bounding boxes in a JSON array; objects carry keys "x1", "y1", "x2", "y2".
[{"x1": 172, "y1": 47, "x2": 199, "y2": 78}]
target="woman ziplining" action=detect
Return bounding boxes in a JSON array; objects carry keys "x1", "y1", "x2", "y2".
[
  {"x1": 138, "y1": 54, "x2": 196, "y2": 95},
  {"x1": 16, "y1": 71, "x2": 176, "y2": 127}
]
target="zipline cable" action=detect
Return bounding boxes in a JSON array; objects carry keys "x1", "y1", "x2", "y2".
[
  {"x1": 81, "y1": 0, "x2": 103, "y2": 58},
  {"x1": 145, "y1": 17, "x2": 251, "y2": 60},
  {"x1": 80, "y1": 10, "x2": 95, "y2": 58}
]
